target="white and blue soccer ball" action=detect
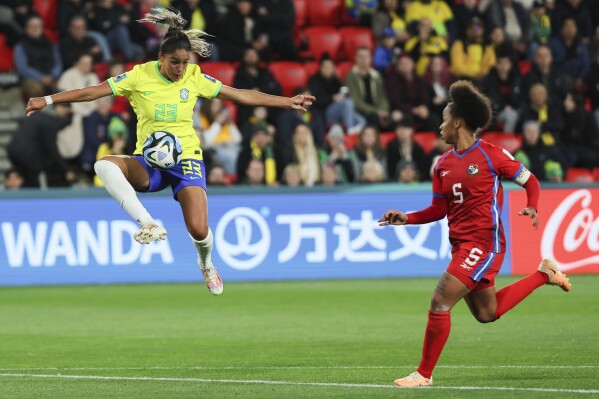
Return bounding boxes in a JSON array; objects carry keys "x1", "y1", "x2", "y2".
[{"x1": 142, "y1": 131, "x2": 183, "y2": 170}]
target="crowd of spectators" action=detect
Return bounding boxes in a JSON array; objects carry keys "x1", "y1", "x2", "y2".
[{"x1": 1, "y1": 0, "x2": 598, "y2": 189}]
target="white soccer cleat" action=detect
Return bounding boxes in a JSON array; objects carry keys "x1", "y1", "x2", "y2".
[
  {"x1": 394, "y1": 371, "x2": 433, "y2": 388},
  {"x1": 538, "y1": 259, "x2": 571, "y2": 292},
  {"x1": 133, "y1": 223, "x2": 167, "y2": 244},
  {"x1": 198, "y1": 259, "x2": 223, "y2": 296}
]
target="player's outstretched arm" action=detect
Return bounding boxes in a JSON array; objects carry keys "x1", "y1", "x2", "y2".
[
  {"x1": 26, "y1": 81, "x2": 113, "y2": 116},
  {"x1": 217, "y1": 85, "x2": 315, "y2": 112},
  {"x1": 517, "y1": 172, "x2": 540, "y2": 229},
  {"x1": 378, "y1": 210, "x2": 408, "y2": 226}
]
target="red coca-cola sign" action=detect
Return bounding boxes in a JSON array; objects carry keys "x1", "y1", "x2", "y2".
[{"x1": 510, "y1": 188, "x2": 599, "y2": 275}]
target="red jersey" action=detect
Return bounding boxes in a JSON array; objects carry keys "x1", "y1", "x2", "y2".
[{"x1": 432, "y1": 140, "x2": 529, "y2": 253}]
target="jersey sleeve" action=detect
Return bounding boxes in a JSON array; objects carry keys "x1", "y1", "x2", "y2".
[
  {"x1": 492, "y1": 146, "x2": 531, "y2": 185},
  {"x1": 197, "y1": 72, "x2": 222, "y2": 99},
  {"x1": 107, "y1": 67, "x2": 139, "y2": 97}
]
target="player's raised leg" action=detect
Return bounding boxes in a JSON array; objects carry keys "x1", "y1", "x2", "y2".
[
  {"x1": 94, "y1": 156, "x2": 166, "y2": 244},
  {"x1": 177, "y1": 186, "x2": 223, "y2": 295}
]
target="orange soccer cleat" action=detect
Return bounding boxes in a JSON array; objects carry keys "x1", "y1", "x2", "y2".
[
  {"x1": 538, "y1": 259, "x2": 571, "y2": 292},
  {"x1": 394, "y1": 371, "x2": 433, "y2": 388}
]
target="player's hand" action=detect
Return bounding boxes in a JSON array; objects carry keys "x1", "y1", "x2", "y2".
[
  {"x1": 26, "y1": 97, "x2": 48, "y2": 117},
  {"x1": 378, "y1": 210, "x2": 408, "y2": 226},
  {"x1": 518, "y1": 206, "x2": 539, "y2": 229},
  {"x1": 290, "y1": 94, "x2": 315, "y2": 112}
]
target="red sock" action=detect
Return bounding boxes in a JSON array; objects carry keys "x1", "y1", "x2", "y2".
[
  {"x1": 494, "y1": 271, "x2": 548, "y2": 320},
  {"x1": 416, "y1": 310, "x2": 450, "y2": 379}
]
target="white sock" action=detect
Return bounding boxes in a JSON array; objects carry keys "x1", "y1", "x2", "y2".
[
  {"x1": 94, "y1": 160, "x2": 154, "y2": 226},
  {"x1": 191, "y1": 228, "x2": 213, "y2": 268}
]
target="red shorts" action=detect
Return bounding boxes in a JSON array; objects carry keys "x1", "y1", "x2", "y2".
[{"x1": 447, "y1": 244, "x2": 505, "y2": 291}]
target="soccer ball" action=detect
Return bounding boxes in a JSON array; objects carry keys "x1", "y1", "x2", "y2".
[{"x1": 142, "y1": 131, "x2": 182, "y2": 170}]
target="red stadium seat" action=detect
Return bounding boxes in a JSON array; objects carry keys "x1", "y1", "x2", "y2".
[
  {"x1": 412, "y1": 132, "x2": 438, "y2": 154},
  {"x1": 340, "y1": 27, "x2": 374, "y2": 60},
  {"x1": 293, "y1": 0, "x2": 308, "y2": 27},
  {"x1": 125, "y1": 61, "x2": 143, "y2": 71},
  {"x1": 518, "y1": 60, "x2": 532, "y2": 76},
  {"x1": 565, "y1": 168, "x2": 594, "y2": 183},
  {"x1": 200, "y1": 62, "x2": 236, "y2": 87},
  {"x1": 33, "y1": 0, "x2": 58, "y2": 42},
  {"x1": 335, "y1": 61, "x2": 353, "y2": 81},
  {"x1": 481, "y1": 132, "x2": 523, "y2": 154},
  {"x1": 0, "y1": 34, "x2": 14, "y2": 72},
  {"x1": 268, "y1": 62, "x2": 308, "y2": 97},
  {"x1": 93, "y1": 62, "x2": 110, "y2": 80},
  {"x1": 593, "y1": 167, "x2": 599, "y2": 182},
  {"x1": 301, "y1": 27, "x2": 343, "y2": 61},
  {"x1": 308, "y1": 0, "x2": 343, "y2": 26},
  {"x1": 380, "y1": 132, "x2": 396, "y2": 149},
  {"x1": 303, "y1": 61, "x2": 320, "y2": 79},
  {"x1": 344, "y1": 133, "x2": 359, "y2": 150}
]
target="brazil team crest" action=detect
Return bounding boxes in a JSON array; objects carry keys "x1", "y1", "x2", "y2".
[
  {"x1": 467, "y1": 164, "x2": 479, "y2": 176},
  {"x1": 180, "y1": 88, "x2": 189, "y2": 101}
]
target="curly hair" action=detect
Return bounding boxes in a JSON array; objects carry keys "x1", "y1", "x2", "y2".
[
  {"x1": 138, "y1": 7, "x2": 211, "y2": 58},
  {"x1": 447, "y1": 80, "x2": 492, "y2": 132}
]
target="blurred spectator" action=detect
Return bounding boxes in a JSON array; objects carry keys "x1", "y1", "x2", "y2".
[
  {"x1": 14, "y1": 15, "x2": 62, "y2": 99},
  {"x1": 93, "y1": 116, "x2": 129, "y2": 186},
  {"x1": 527, "y1": 0, "x2": 552, "y2": 58},
  {"x1": 277, "y1": 87, "x2": 325, "y2": 147},
  {"x1": 551, "y1": 0, "x2": 592, "y2": 44},
  {"x1": 517, "y1": 83, "x2": 565, "y2": 144},
  {"x1": 481, "y1": 54, "x2": 522, "y2": 132},
  {"x1": 404, "y1": 17, "x2": 449, "y2": 76},
  {"x1": 514, "y1": 120, "x2": 567, "y2": 182},
  {"x1": 1, "y1": 0, "x2": 34, "y2": 36},
  {"x1": 3, "y1": 169, "x2": 24, "y2": 190},
  {"x1": 7, "y1": 104, "x2": 76, "y2": 188},
  {"x1": 172, "y1": 0, "x2": 219, "y2": 59},
  {"x1": 561, "y1": 92, "x2": 599, "y2": 168},
  {"x1": 589, "y1": 49, "x2": 599, "y2": 130},
  {"x1": 424, "y1": 55, "x2": 453, "y2": 124},
  {"x1": 236, "y1": 127, "x2": 282, "y2": 186},
  {"x1": 197, "y1": 98, "x2": 242, "y2": 174},
  {"x1": 308, "y1": 55, "x2": 366, "y2": 135},
  {"x1": 371, "y1": 0, "x2": 409, "y2": 44},
  {"x1": 282, "y1": 124, "x2": 323, "y2": 186},
  {"x1": 485, "y1": 0, "x2": 529, "y2": 58},
  {"x1": 233, "y1": 48, "x2": 282, "y2": 126},
  {"x1": 126, "y1": 0, "x2": 164, "y2": 60},
  {"x1": 488, "y1": 25, "x2": 517, "y2": 64},
  {"x1": 345, "y1": 47, "x2": 391, "y2": 130},
  {"x1": 81, "y1": 96, "x2": 117, "y2": 175},
  {"x1": 452, "y1": 0, "x2": 483, "y2": 41},
  {"x1": 207, "y1": 164, "x2": 228, "y2": 186},
  {"x1": 521, "y1": 45, "x2": 573, "y2": 106},
  {"x1": 321, "y1": 163, "x2": 338, "y2": 186},
  {"x1": 240, "y1": 106, "x2": 275, "y2": 144},
  {"x1": 56, "y1": 54, "x2": 100, "y2": 161},
  {"x1": 350, "y1": 125, "x2": 387, "y2": 181},
  {"x1": 244, "y1": 158, "x2": 266, "y2": 185},
  {"x1": 373, "y1": 27, "x2": 400, "y2": 74},
  {"x1": 219, "y1": 0, "x2": 266, "y2": 62},
  {"x1": 282, "y1": 163, "x2": 302, "y2": 186},
  {"x1": 449, "y1": 17, "x2": 496, "y2": 81},
  {"x1": 385, "y1": 54, "x2": 439, "y2": 131},
  {"x1": 59, "y1": 15, "x2": 107, "y2": 69},
  {"x1": 361, "y1": 159, "x2": 386, "y2": 183},
  {"x1": 549, "y1": 18, "x2": 590, "y2": 88},
  {"x1": 322, "y1": 124, "x2": 355, "y2": 184},
  {"x1": 386, "y1": 118, "x2": 430, "y2": 181},
  {"x1": 397, "y1": 160, "x2": 420, "y2": 183},
  {"x1": 590, "y1": 25, "x2": 599, "y2": 62},
  {"x1": 346, "y1": 0, "x2": 378, "y2": 26},
  {"x1": 0, "y1": 1, "x2": 24, "y2": 47},
  {"x1": 405, "y1": 0, "x2": 455, "y2": 39},
  {"x1": 86, "y1": 0, "x2": 144, "y2": 61},
  {"x1": 58, "y1": 0, "x2": 93, "y2": 35},
  {"x1": 255, "y1": 0, "x2": 299, "y2": 61}
]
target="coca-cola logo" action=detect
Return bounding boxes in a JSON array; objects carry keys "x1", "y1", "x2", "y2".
[{"x1": 541, "y1": 189, "x2": 599, "y2": 271}]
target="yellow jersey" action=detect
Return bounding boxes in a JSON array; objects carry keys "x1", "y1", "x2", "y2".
[{"x1": 107, "y1": 61, "x2": 222, "y2": 160}]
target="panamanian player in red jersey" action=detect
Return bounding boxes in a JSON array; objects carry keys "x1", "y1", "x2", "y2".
[{"x1": 379, "y1": 80, "x2": 571, "y2": 388}]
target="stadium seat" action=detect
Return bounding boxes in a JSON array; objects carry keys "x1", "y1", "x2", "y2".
[
  {"x1": 565, "y1": 168, "x2": 594, "y2": 183},
  {"x1": 303, "y1": 61, "x2": 319, "y2": 79},
  {"x1": 593, "y1": 167, "x2": 599, "y2": 182},
  {"x1": 518, "y1": 60, "x2": 532, "y2": 76},
  {"x1": 293, "y1": 0, "x2": 308, "y2": 27},
  {"x1": 412, "y1": 132, "x2": 438, "y2": 154},
  {"x1": 343, "y1": 133, "x2": 359, "y2": 150},
  {"x1": 268, "y1": 62, "x2": 308, "y2": 97},
  {"x1": 200, "y1": 62, "x2": 236, "y2": 87},
  {"x1": 308, "y1": 0, "x2": 343, "y2": 26},
  {"x1": 125, "y1": 61, "x2": 143, "y2": 71},
  {"x1": 335, "y1": 61, "x2": 353, "y2": 81},
  {"x1": 481, "y1": 132, "x2": 523, "y2": 154},
  {"x1": 33, "y1": 0, "x2": 58, "y2": 42},
  {"x1": 380, "y1": 132, "x2": 397, "y2": 149},
  {"x1": 301, "y1": 27, "x2": 343, "y2": 61},
  {"x1": 0, "y1": 34, "x2": 14, "y2": 72},
  {"x1": 93, "y1": 62, "x2": 111, "y2": 80},
  {"x1": 340, "y1": 27, "x2": 374, "y2": 60}
]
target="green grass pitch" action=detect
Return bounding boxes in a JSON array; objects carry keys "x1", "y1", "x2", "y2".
[{"x1": 0, "y1": 275, "x2": 598, "y2": 398}]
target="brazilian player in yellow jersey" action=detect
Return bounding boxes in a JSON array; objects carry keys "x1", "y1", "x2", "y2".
[{"x1": 25, "y1": 8, "x2": 315, "y2": 296}]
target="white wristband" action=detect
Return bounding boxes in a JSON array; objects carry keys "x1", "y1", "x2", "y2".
[{"x1": 44, "y1": 95, "x2": 53, "y2": 105}]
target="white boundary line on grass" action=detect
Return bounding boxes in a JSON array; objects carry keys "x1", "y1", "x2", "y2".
[
  {"x1": 0, "y1": 373, "x2": 598, "y2": 394},
  {"x1": 0, "y1": 365, "x2": 597, "y2": 371}
]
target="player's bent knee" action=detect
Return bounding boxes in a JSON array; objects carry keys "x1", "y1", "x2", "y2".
[
  {"x1": 187, "y1": 224, "x2": 209, "y2": 241},
  {"x1": 94, "y1": 158, "x2": 126, "y2": 176},
  {"x1": 474, "y1": 313, "x2": 496, "y2": 323}
]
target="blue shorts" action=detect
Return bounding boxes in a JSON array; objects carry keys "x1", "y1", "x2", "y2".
[{"x1": 133, "y1": 155, "x2": 206, "y2": 200}]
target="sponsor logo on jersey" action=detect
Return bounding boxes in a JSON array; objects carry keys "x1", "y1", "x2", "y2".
[
  {"x1": 467, "y1": 164, "x2": 479, "y2": 176},
  {"x1": 180, "y1": 88, "x2": 189, "y2": 101},
  {"x1": 204, "y1": 74, "x2": 216, "y2": 83},
  {"x1": 114, "y1": 73, "x2": 127, "y2": 82}
]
